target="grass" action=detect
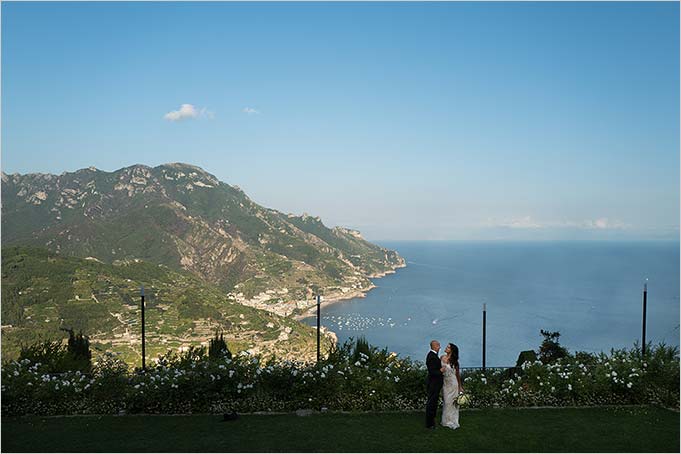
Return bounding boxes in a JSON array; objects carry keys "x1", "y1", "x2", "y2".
[{"x1": 2, "y1": 406, "x2": 678, "y2": 452}]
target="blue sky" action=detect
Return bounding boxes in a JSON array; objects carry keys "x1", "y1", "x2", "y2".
[{"x1": 2, "y1": 2, "x2": 679, "y2": 240}]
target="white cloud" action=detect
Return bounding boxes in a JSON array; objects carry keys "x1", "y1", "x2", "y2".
[
  {"x1": 199, "y1": 107, "x2": 214, "y2": 119},
  {"x1": 502, "y1": 216, "x2": 543, "y2": 229},
  {"x1": 164, "y1": 104, "x2": 213, "y2": 121},
  {"x1": 242, "y1": 107, "x2": 260, "y2": 115},
  {"x1": 482, "y1": 216, "x2": 629, "y2": 230},
  {"x1": 582, "y1": 218, "x2": 628, "y2": 230}
]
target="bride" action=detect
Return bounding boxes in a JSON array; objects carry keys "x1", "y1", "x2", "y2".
[{"x1": 440, "y1": 343, "x2": 463, "y2": 429}]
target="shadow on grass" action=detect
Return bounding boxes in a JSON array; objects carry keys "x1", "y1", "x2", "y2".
[{"x1": 2, "y1": 406, "x2": 679, "y2": 452}]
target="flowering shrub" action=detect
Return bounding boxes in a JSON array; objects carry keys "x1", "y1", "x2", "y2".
[
  {"x1": 1, "y1": 341, "x2": 678, "y2": 416},
  {"x1": 462, "y1": 343, "x2": 679, "y2": 409},
  {"x1": 16, "y1": 331, "x2": 92, "y2": 375}
]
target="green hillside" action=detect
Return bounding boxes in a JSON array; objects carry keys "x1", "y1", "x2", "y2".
[
  {"x1": 1, "y1": 247, "x2": 333, "y2": 364},
  {"x1": 1, "y1": 163, "x2": 405, "y2": 311}
]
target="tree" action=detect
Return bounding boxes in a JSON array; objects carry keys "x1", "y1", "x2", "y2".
[
  {"x1": 62, "y1": 328, "x2": 92, "y2": 373},
  {"x1": 208, "y1": 329, "x2": 231, "y2": 360},
  {"x1": 538, "y1": 329, "x2": 568, "y2": 364},
  {"x1": 351, "y1": 336, "x2": 371, "y2": 363}
]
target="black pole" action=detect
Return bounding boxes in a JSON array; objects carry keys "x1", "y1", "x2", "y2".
[
  {"x1": 482, "y1": 303, "x2": 487, "y2": 371},
  {"x1": 641, "y1": 281, "x2": 647, "y2": 359},
  {"x1": 316, "y1": 295, "x2": 321, "y2": 363},
  {"x1": 141, "y1": 286, "x2": 146, "y2": 371}
]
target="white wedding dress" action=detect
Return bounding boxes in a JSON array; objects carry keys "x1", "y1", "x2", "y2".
[{"x1": 441, "y1": 357, "x2": 460, "y2": 429}]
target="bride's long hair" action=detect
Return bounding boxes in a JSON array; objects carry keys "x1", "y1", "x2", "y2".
[{"x1": 448, "y1": 343, "x2": 459, "y2": 370}]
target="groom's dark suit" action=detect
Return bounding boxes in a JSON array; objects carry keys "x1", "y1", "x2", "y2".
[{"x1": 425, "y1": 350, "x2": 443, "y2": 428}]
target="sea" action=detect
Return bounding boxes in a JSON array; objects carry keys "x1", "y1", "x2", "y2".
[{"x1": 304, "y1": 241, "x2": 680, "y2": 367}]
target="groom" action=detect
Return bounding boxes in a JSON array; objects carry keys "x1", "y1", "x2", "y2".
[{"x1": 425, "y1": 340, "x2": 443, "y2": 429}]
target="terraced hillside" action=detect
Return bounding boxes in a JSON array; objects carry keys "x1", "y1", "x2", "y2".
[{"x1": 1, "y1": 247, "x2": 334, "y2": 363}]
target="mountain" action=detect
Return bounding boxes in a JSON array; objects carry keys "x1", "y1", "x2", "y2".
[
  {"x1": 1, "y1": 163, "x2": 405, "y2": 317},
  {"x1": 1, "y1": 246, "x2": 334, "y2": 363}
]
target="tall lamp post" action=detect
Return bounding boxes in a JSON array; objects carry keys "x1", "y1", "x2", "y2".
[
  {"x1": 482, "y1": 303, "x2": 487, "y2": 371},
  {"x1": 641, "y1": 279, "x2": 648, "y2": 359},
  {"x1": 141, "y1": 285, "x2": 146, "y2": 371},
  {"x1": 316, "y1": 295, "x2": 321, "y2": 363}
]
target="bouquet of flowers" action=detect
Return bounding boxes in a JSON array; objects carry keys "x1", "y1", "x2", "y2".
[{"x1": 456, "y1": 392, "x2": 470, "y2": 407}]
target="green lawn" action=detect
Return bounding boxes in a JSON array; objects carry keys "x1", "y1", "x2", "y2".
[{"x1": 2, "y1": 406, "x2": 678, "y2": 452}]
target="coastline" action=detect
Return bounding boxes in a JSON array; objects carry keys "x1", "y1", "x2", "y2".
[
  {"x1": 293, "y1": 284, "x2": 375, "y2": 321},
  {"x1": 293, "y1": 261, "x2": 407, "y2": 322}
]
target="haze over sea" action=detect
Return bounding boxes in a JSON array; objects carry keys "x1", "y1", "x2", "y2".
[{"x1": 305, "y1": 241, "x2": 679, "y2": 367}]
